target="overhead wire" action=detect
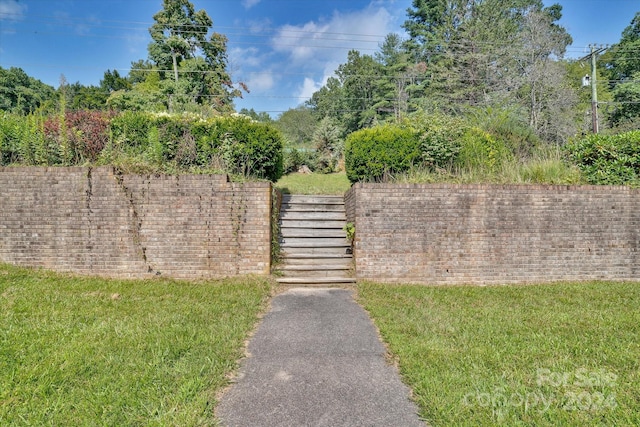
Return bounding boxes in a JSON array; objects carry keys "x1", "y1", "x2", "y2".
[{"x1": 3, "y1": 10, "x2": 640, "y2": 113}]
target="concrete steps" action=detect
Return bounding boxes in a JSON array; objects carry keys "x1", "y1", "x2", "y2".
[{"x1": 275, "y1": 195, "x2": 355, "y2": 287}]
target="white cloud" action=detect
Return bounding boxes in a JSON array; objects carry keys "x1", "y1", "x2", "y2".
[
  {"x1": 271, "y1": 5, "x2": 394, "y2": 66},
  {"x1": 0, "y1": 0, "x2": 27, "y2": 20},
  {"x1": 242, "y1": 0, "x2": 261, "y2": 10},
  {"x1": 297, "y1": 77, "x2": 324, "y2": 101},
  {"x1": 248, "y1": 18, "x2": 272, "y2": 34},
  {"x1": 229, "y1": 46, "x2": 264, "y2": 69},
  {"x1": 245, "y1": 72, "x2": 275, "y2": 93},
  {"x1": 295, "y1": 61, "x2": 339, "y2": 100}
]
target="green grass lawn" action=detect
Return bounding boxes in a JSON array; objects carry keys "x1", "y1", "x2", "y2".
[
  {"x1": 275, "y1": 172, "x2": 352, "y2": 195},
  {"x1": 358, "y1": 281, "x2": 640, "y2": 427},
  {"x1": 0, "y1": 264, "x2": 272, "y2": 426}
]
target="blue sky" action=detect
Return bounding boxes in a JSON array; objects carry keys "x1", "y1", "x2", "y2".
[{"x1": 0, "y1": 0, "x2": 638, "y2": 116}]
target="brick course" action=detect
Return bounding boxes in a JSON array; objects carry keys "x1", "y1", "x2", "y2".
[
  {"x1": 0, "y1": 167, "x2": 271, "y2": 279},
  {"x1": 345, "y1": 183, "x2": 640, "y2": 285}
]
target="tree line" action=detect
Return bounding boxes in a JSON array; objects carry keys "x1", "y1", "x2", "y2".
[{"x1": 1, "y1": 0, "x2": 639, "y2": 151}]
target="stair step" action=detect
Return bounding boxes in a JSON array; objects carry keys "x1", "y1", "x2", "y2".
[
  {"x1": 282, "y1": 196, "x2": 344, "y2": 205},
  {"x1": 281, "y1": 246, "x2": 352, "y2": 256},
  {"x1": 280, "y1": 237, "x2": 350, "y2": 247},
  {"x1": 280, "y1": 227, "x2": 346, "y2": 238},
  {"x1": 279, "y1": 220, "x2": 346, "y2": 229},
  {"x1": 280, "y1": 270, "x2": 352, "y2": 278},
  {"x1": 276, "y1": 277, "x2": 357, "y2": 285},
  {"x1": 281, "y1": 254, "x2": 353, "y2": 261},
  {"x1": 281, "y1": 203, "x2": 345, "y2": 212},
  {"x1": 281, "y1": 211, "x2": 346, "y2": 220},
  {"x1": 280, "y1": 265, "x2": 352, "y2": 273}
]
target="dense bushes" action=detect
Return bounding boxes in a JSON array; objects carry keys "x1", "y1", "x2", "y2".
[
  {"x1": 402, "y1": 112, "x2": 467, "y2": 169},
  {"x1": 565, "y1": 130, "x2": 640, "y2": 185},
  {"x1": 283, "y1": 148, "x2": 318, "y2": 174},
  {"x1": 109, "y1": 113, "x2": 283, "y2": 180},
  {"x1": 0, "y1": 112, "x2": 284, "y2": 181},
  {"x1": 344, "y1": 113, "x2": 478, "y2": 182},
  {"x1": 345, "y1": 124, "x2": 420, "y2": 183},
  {"x1": 456, "y1": 127, "x2": 513, "y2": 174}
]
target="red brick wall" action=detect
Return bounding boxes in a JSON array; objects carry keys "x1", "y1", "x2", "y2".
[
  {"x1": 0, "y1": 167, "x2": 271, "y2": 279},
  {"x1": 346, "y1": 183, "x2": 640, "y2": 285}
]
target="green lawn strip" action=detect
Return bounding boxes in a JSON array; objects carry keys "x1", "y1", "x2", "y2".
[
  {"x1": 275, "y1": 172, "x2": 352, "y2": 195},
  {"x1": 0, "y1": 264, "x2": 272, "y2": 426},
  {"x1": 357, "y1": 281, "x2": 640, "y2": 427}
]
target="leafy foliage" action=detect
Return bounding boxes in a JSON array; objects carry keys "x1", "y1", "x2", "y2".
[
  {"x1": 402, "y1": 112, "x2": 467, "y2": 170},
  {"x1": 283, "y1": 148, "x2": 318, "y2": 175},
  {"x1": 1, "y1": 112, "x2": 284, "y2": 181},
  {"x1": 565, "y1": 131, "x2": 640, "y2": 185},
  {"x1": 215, "y1": 116, "x2": 284, "y2": 181},
  {"x1": 609, "y1": 72, "x2": 640, "y2": 127},
  {"x1": 344, "y1": 124, "x2": 420, "y2": 183},
  {"x1": 0, "y1": 67, "x2": 56, "y2": 114},
  {"x1": 457, "y1": 127, "x2": 513, "y2": 174},
  {"x1": 313, "y1": 117, "x2": 344, "y2": 173}
]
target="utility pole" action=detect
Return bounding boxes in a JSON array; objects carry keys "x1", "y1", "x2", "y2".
[{"x1": 580, "y1": 45, "x2": 608, "y2": 133}]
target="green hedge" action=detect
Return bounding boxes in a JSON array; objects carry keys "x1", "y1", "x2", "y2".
[
  {"x1": 456, "y1": 127, "x2": 513, "y2": 173},
  {"x1": 344, "y1": 113, "x2": 468, "y2": 183},
  {"x1": 1, "y1": 112, "x2": 284, "y2": 181},
  {"x1": 109, "y1": 113, "x2": 283, "y2": 181},
  {"x1": 565, "y1": 130, "x2": 640, "y2": 185},
  {"x1": 344, "y1": 124, "x2": 420, "y2": 183}
]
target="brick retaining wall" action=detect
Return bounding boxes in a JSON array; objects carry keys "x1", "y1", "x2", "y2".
[
  {"x1": 345, "y1": 183, "x2": 640, "y2": 285},
  {"x1": 0, "y1": 167, "x2": 271, "y2": 279}
]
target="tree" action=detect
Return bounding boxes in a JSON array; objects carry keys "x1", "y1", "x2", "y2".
[
  {"x1": 308, "y1": 50, "x2": 385, "y2": 135},
  {"x1": 606, "y1": 12, "x2": 640, "y2": 82},
  {"x1": 239, "y1": 108, "x2": 272, "y2": 122},
  {"x1": 67, "y1": 83, "x2": 109, "y2": 111},
  {"x1": 101, "y1": 69, "x2": 131, "y2": 93},
  {"x1": 609, "y1": 72, "x2": 640, "y2": 128},
  {"x1": 308, "y1": 77, "x2": 346, "y2": 125},
  {"x1": 401, "y1": 0, "x2": 576, "y2": 142},
  {"x1": 375, "y1": 34, "x2": 427, "y2": 121},
  {"x1": 604, "y1": 12, "x2": 640, "y2": 129},
  {"x1": 107, "y1": 71, "x2": 166, "y2": 112},
  {"x1": 0, "y1": 67, "x2": 56, "y2": 114},
  {"x1": 275, "y1": 106, "x2": 318, "y2": 148},
  {"x1": 513, "y1": 6, "x2": 576, "y2": 142},
  {"x1": 148, "y1": 0, "x2": 240, "y2": 110}
]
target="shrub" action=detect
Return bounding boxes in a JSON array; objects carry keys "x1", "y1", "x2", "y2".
[
  {"x1": 313, "y1": 118, "x2": 343, "y2": 173},
  {"x1": 456, "y1": 127, "x2": 513, "y2": 173},
  {"x1": 41, "y1": 111, "x2": 112, "y2": 164},
  {"x1": 466, "y1": 106, "x2": 539, "y2": 159},
  {"x1": 3, "y1": 111, "x2": 285, "y2": 181},
  {"x1": 109, "y1": 111, "x2": 153, "y2": 152},
  {"x1": 565, "y1": 130, "x2": 640, "y2": 185},
  {"x1": 344, "y1": 124, "x2": 420, "y2": 183},
  {"x1": 216, "y1": 116, "x2": 283, "y2": 181},
  {"x1": 0, "y1": 113, "x2": 24, "y2": 165},
  {"x1": 283, "y1": 148, "x2": 318, "y2": 174},
  {"x1": 410, "y1": 112, "x2": 466, "y2": 170}
]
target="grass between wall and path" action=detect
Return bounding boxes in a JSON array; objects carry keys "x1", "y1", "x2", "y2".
[
  {"x1": 0, "y1": 263, "x2": 272, "y2": 426},
  {"x1": 357, "y1": 281, "x2": 640, "y2": 427},
  {"x1": 275, "y1": 171, "x2": 352, "y2": 195}
]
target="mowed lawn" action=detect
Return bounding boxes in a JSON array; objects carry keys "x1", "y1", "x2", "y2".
[
  {"x1": 275, "y1": 172, "x2": 352, "y2": 195},
  {"x1": 358, "y1": 281, "x2": 640, "y2": 427},
  {"x1": 0, "y1": 264, "x2": 271, "y2": 426}
]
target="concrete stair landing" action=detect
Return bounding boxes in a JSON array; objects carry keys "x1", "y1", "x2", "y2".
[{"x1": 276, "y1": 195, "x2": 355, "y2": 287}]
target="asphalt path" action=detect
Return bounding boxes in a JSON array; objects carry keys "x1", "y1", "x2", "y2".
[{"x1": 216, "y1": 288, "x2": 425, "y2": 427}]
